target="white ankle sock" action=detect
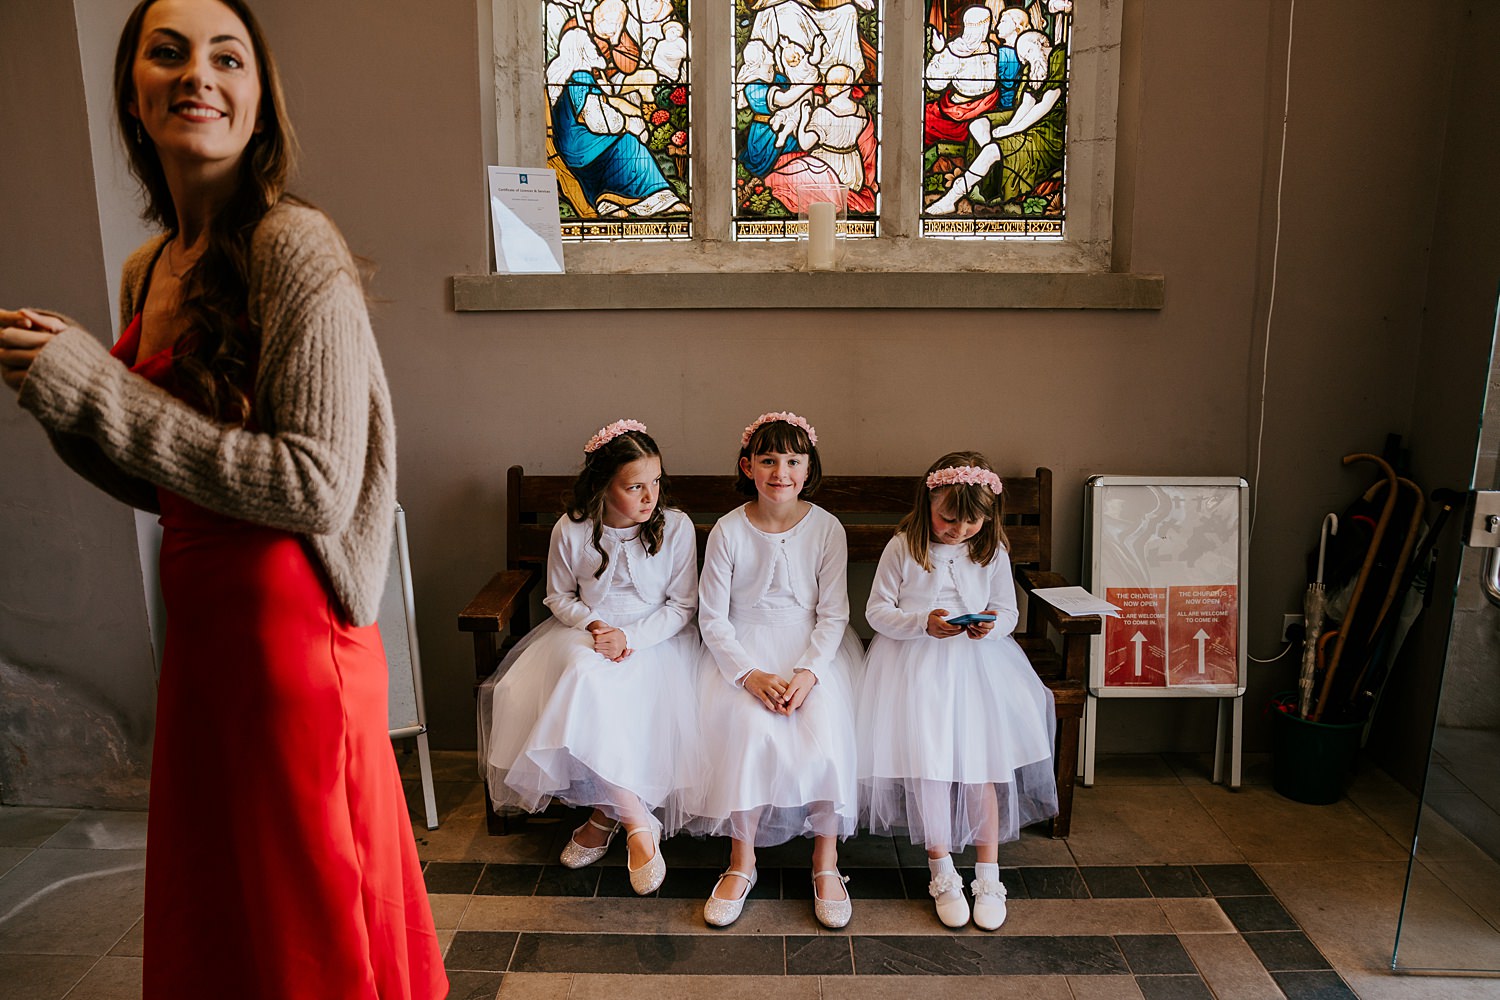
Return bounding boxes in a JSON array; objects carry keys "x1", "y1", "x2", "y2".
[
  {"x1": 928, "y1": 855, "x2": 957, "y2": 878},
  {"x1": 974, "y1": 861, "x2": 1000, "y2": 882}
]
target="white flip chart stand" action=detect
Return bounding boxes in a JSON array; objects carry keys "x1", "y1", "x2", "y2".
[
  {"x1": 379, "y1": 505, "x2": 440, "y2": 830},
  {"x1": 1081, "y1": 477, "x2": 1249, "y2": 789}
]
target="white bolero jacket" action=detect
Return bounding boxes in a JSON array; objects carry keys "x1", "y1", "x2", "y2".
[
  {"x1": 865, "y1": 533, "x2": 1020, "y2": 641},
  {"x1": 542, "y1": 508, "x2": 698, "y2": 651},
  {"x1": 699, "y1": 503, "x2": 851, "y2": 685}
]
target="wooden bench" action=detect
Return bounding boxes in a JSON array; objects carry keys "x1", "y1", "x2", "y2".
[{"x1": 459, "y1": 466, "x2": 1099, "y2": 838}]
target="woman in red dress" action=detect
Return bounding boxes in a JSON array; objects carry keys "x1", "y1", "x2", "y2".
[{"x1": 0, "y1": 1, "x2": 447, "y2": 997}]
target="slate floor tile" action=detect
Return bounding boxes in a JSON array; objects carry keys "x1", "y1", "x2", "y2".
[
  {"x1": 1271, "y1": 970, "x2": 1360, "y2": 999},
  {"x1": 597, "y1": 865, "x2": 644, "y2": 897},
  {"x1": 424, "y1": 861, "x2": 485, "y2": 895},
  {"x1": 1115, "y1": 935, "x2": 1196, "y2": 975},
  {"x1": 1194, "y1": 864, "x2": 1268, "y2": 896},
  {"x1": 1241, "y1": 931, "x2": 1333, "y2": 971},
  {"x1": 851, "y1": 935, "x2": 1128, "y2": 976},
  {"x1": 443, "y1": 969, "x2": 505, "y2": 1000},
  {"x1": 785, "y1": 935, "x2": 853, "y2": 975},
  {"x1": 1019, "y1": 866, "x2": 1089, "y2": 898},
  {"x1": 1218, "y1": 895, "x2": 1297, "y2": 932},
  {"x1": 535, "y1": 864, "x2": 600, "y2": 897},
  {"x1": 476, "y1": 864, "x2": 543, "y2": 896},
  {"x1": 510, "y1": 932, "x2": 786, "y2": 975},
  {"x1": 1081, "y1": 866, "x2": 1151, "y2": 898},
  {"x1": 1134, "y1": 975, "x2": 1214, "y2": 999},
  {"x1": 446, "y1": 931, "x2": 520, "y2": 972},
  {"x1": 843, "y1": 867, "x2": 907, "y2": 899},
  {"x1": 1138, "y1": 866, "x2": 1209, "y2": 898}
]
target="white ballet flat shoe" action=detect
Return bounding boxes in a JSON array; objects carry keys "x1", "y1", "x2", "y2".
[
  {"x1": 812, "y1": 868, "x2": 853, "y2": 929},
  {"x1": 928, "y1": 870, "x2": 970, "y2": 929},
  {"x1": 626, "y1": 826, "x2": 667, "y2": 895},
  {"x1": 971, "y1": 874, "x2": 1008, "y2": 930},
  {"x1": 703, "y1": 869, "x2": 757, "y2": 927},
  {"x1": 558, "y1": 816, "x2": 618, "y2": 869}
]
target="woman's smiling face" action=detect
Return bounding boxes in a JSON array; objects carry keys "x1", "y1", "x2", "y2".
[{"x1": 129, "y1": 0, "x2": 262, "y2": 178}]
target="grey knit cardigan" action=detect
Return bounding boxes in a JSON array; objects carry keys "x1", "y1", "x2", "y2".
[{"x1": 19, "y1": 202, "x2": 396, "y2": 627}]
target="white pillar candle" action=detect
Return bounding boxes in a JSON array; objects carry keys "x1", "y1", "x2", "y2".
[{"x1": 807, "y1": 201, "x2": 836, "y2": 270}]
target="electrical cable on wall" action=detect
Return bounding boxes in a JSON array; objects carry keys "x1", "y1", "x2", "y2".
[
  {"x1": 1249, "y1": 0, "x2": 1296, "y2": 541},
  {"x1": 1247, "y1": 0, "x2": 1296, "y2": 663}
]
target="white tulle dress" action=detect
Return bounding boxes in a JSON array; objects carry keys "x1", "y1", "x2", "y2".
[
  {"x1": 478, "y1": 510, "x2": 701, "y2": 831},
  {"x1": 857, "y1": 534, "x2": 1057, "y2": 850},
  {"x1": 683, "y1": 503, "x2": 865, "y2": 846}
]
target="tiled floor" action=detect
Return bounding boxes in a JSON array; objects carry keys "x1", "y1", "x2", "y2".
[{"x1": 2, "y1": 751, "x2": 1498, "y2": 999}]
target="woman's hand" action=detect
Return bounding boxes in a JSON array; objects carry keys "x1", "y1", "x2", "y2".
[
  {"x1": 587, "y1": 621, "x2": 631, "y2": 661},
  {"x1": 926, "y1": 609, "x2": 963, "y2": 639},
  {"x1": 965, "y1": 610, "x2": 998, "y2": 640},
  {"x1": 0, "y1": 309, "x2": 64, "y2": 392},
  {"x1": 780, "y1": 669, "x2": 818, "y2": 715},
  {"x1": 742, "y1": 668, "x2": 788, "y2": 713}
]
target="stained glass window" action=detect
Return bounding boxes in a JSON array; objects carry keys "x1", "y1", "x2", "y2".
[
  {"x1": 545, "y1": 0, "x2": 693, "y2": 240},
  {"x1": 731, "y1": 0, "x2": 881, "y2": 241},
  {"x1": 921, "y1": 0, "x2": 1069, "y2": 238}
]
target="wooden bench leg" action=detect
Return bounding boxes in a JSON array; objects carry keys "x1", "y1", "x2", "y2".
[{"x1": 1051, "y1": 714, "x2": 1079, "y2": 839}]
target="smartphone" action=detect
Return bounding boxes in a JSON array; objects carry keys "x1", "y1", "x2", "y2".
[{"x1": 944, "y1": 612, "x2": 997, "y2": 627}]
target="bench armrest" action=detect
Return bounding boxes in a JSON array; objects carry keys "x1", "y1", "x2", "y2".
[
  {"x1": 1018, "y1": 569, "x2": 1104, "y2": 637},
  {"x1": 458, "y1": 569, "x2": 539, "y2": 635}
]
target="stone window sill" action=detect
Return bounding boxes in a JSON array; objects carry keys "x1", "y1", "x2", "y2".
[{"x1": 451, "y1": 271, "x2": 1164, "y2": 311}]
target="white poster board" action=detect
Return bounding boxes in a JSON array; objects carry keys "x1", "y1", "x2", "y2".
[{"x1": 1081, "y1": 476, "x2": 1249, "y2": 788}]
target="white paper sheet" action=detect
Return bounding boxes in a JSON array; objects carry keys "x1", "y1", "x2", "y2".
[
  {"x1": 1030, "y1": 586, "x2": 1121, "y2": 617},
  {"x1": 488, "y1": 166, "x2": 565, "y2": 273}
]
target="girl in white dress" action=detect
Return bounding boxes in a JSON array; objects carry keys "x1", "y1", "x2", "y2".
[
  {"x1": 689, "y1": 411, "x2": 865, "y2": 929},
  {"x1": 856, "y1": 452, "x2": 1057, "y2": 931},
  {"x1": 478, "y1": 419, "x2": 700, "y2": 894}
]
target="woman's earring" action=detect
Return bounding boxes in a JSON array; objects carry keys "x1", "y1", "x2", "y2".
[{"x1": 134, "y1": 122, "x2": 144, "y2": 145}]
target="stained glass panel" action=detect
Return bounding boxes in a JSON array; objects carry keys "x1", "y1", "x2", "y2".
[
  {"x1": 921, "y1": 0, "x2": 1070, "y2": 238},
  {"x1": 545, "y1": 0, "x2": 693, "y2": 240},
  {"x1": 732, "y1": 0, "x2": 881, "y2": 241}
]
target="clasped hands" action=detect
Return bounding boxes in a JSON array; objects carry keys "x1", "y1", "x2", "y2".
[
  {"x1": 586, "y1": 620, "x2": 632, "y2": 662},
  {"x1": 743, "y1": 667, "x2": 816, "y2": 716},
  {"x1": 0, "y1": 309, "x2": 65, "y2": 392},
  {"x1": 926, "y1": 608, "x2": 997, "y2": 640}
]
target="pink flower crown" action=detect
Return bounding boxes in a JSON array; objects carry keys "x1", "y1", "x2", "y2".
[
  {"x1": 741, "y1": 411, "x2": 818, "y2": 448},
  {"x1": 584, "y1": 418, "x2": 648, "y2": 454},
  {"x1": 926, "y1": 465, "x2": 1003, "y2": 495}
]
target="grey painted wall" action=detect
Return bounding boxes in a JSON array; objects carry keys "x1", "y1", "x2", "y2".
[{"x1": 3, "y1": 0, "x2": 1497, "y2": 806}]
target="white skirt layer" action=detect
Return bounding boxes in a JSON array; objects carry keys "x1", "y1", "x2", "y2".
[
  {"x1": 477, "y1": 596, "x2": 701, "y2": 829},
  {"x1": 681, "y1": 606, "x2": 865, "y2": 846},
  {"x1": 856, "y1": 631, "x2": 1057, "y2": 850}
]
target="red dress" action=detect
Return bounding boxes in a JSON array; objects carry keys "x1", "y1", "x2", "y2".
[{"x1": 112, "y1": 316, "x2": 447, "y2": 1000}]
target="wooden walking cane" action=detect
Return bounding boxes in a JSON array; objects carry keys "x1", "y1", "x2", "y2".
[{"x1": 1311, "y1": 454, "x2": 1398, "y2": 722}]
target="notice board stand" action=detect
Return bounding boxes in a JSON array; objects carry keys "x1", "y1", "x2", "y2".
[
  {"x1": 379, "y1": 504, "x2": 440, "y2": 830},
  {"x1": 1081, "y1": 476, "x2": 1249, "y2": 789}
]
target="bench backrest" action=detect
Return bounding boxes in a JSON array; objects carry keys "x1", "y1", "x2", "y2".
[{"x1": 505, "y1": 466, "x2": 1053, "y2": 573}]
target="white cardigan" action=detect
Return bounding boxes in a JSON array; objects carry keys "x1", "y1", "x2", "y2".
[
  {"x1": 699, "y1": 503, "x2": 850, "y2": 685},
  {"x1": 865, "y1": 534, "x2": 1020, "y2": 641},
  {"x1": 542, "y1": 508, "x2": 698, "y2": 651}
]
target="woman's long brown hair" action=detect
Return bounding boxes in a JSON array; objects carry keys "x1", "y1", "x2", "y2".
[{"x1": 113, "y1": 0, "x2": 299, "y2": 423}]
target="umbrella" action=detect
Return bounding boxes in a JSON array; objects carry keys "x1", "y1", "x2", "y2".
[{"x1": 1297, "y1": 513, "x2": 1338, "y2": 718}]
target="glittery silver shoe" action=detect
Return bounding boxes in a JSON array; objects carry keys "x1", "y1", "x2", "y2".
[
  {"x1": 558, "y1": 816, "x2": 618, "y2": 869},
  {"x1": 703, "y1": 869, "x2": 757, "y2": 927},
  {"x1": 626, "y1": 826, "x2": 667, "y2": 895},
  {"x1": 971, "y1": 875, "x2": 1008, "y2": 930},
  {"x1": 928, "y1": 870, "x2": 970, "y2": 928},
  {"x1": 812, "y1": 869, "x2": 852, "y2": 929}
]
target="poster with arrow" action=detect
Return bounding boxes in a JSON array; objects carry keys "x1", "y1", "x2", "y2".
[
  {"x1": 1104, "y1": 587, "x2": 1167, "y2": 686},
  {"x1": 1166, "y1": 584, "x2": 1238, "y2": 686}
]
